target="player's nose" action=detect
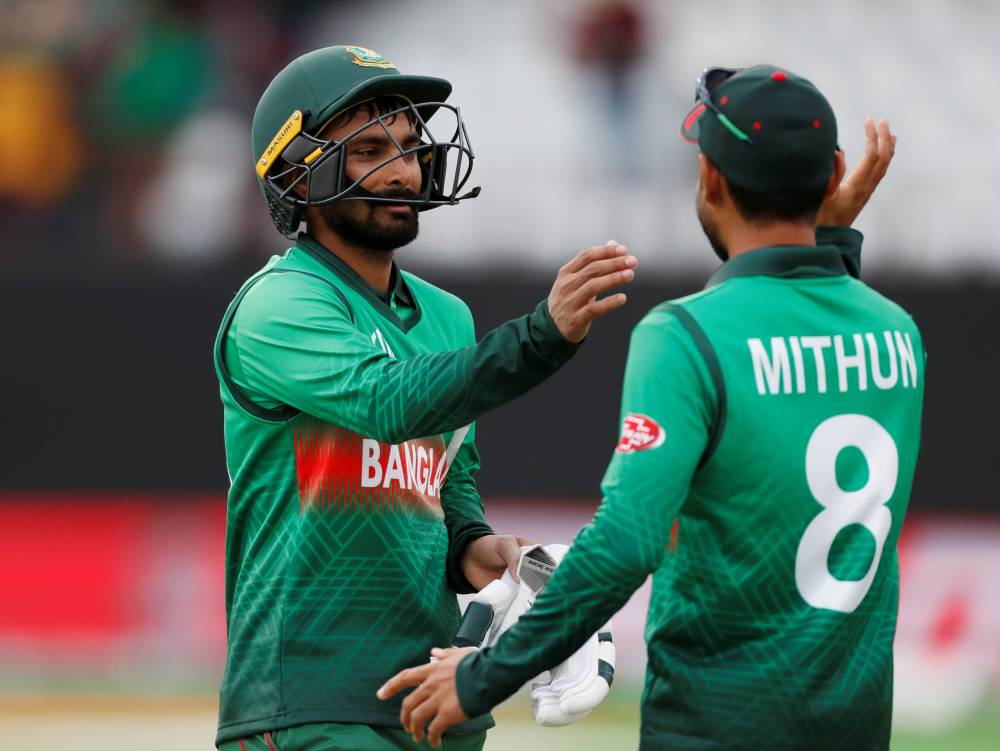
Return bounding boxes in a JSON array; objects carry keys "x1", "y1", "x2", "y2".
[{"x1": 377, "y1": 152, "x2": 419, "y2": 191}]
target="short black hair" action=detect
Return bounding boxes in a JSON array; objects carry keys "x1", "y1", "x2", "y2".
[
  {"x1": 323, "y1": 95, "x2": 416, "y2": 135},
  {"x1": 725, "y1": 177, "x2": 828, "y2": 225}
]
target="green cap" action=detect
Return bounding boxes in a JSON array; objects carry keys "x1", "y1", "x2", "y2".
[
  {"x1": 680, "y1": 65, "x2": 838, "y2": 193},
  {"x1": 251, "y1": 45, "x2": 451, "y2": 169}
]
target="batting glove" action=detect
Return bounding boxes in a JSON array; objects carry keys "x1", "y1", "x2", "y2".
[{"x1": 449, "y1": 543, "x2": 615, "y2": 726}]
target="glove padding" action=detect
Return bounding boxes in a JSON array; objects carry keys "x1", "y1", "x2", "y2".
[
  {"x1": 530, "y1": 620, "x2": 615, "y2": 726},
  {"x1": 451, "y1": 543, "x2": 615, "y2": 726}
]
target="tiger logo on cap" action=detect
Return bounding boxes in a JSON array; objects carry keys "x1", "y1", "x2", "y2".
[{"x1": 346, "y1": 46, "x2": 394, "y2": 69}]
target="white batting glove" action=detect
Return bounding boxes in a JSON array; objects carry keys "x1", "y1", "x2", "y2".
[
  {"x1": 451, "y1": 544, "x2": 557, "y2": 650},
  {"x1": 448, "y1": 543, "x2": 615, "y2": 726},
  {"x1": 530, "y1": 620, "x2": 615, "y2": 726}
]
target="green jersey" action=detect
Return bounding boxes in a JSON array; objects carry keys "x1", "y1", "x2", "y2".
[
  {"x1": 213, "y1": 233, "x2": 577, "y2": 744},
  {"x1": 458, "y1": 228, "x2": 925, "y2": 751}
]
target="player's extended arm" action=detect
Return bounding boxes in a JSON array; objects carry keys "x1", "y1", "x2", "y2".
[
  {"x1": 227, "y1": 243, "x2": 635, "y2": 444},
  {"x1": 454, "y1": 308, "x2": 713, "y2": 717},
  {"x1": 435, "y1": 309, "x2": 539, "y2": 594}
]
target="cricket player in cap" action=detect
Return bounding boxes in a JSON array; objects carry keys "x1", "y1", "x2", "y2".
[
  {"x1": 214, "y1": 45, "x2": 637, "y2": 751},
  {"x1": 380, "y1": 65, "x2": 921, "y2": 751}
]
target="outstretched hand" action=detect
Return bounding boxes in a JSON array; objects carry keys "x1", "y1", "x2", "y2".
[
  {"x1": 818, "y1": 117, "x2": 897, "y2": 228},
  {"x1": 547, "y1": 241, "x2": 637, "y2": 343},
  {"x1": 377, "y1": 647, "x2": 474, "y2": 748}
]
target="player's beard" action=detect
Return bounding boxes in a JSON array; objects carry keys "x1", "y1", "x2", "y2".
[
  {"x1": 696, "y1": 191, "x2": 729, "y2": 262},
  {"x1": 318, "y1": 190, "x2": 420, "y2": 254}
]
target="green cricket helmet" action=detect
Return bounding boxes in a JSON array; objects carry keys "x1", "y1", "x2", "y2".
[{"x1": 251, "y1": 45, "x2": 480, "y2": 235}]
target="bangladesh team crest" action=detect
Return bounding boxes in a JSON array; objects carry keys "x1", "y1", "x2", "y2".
[
  {"x1": 345, "y1": 46, "x2": 394, "y2": 69},
  {"x1": 616, "y1": 413, "x2": 666, "y2": 453}
]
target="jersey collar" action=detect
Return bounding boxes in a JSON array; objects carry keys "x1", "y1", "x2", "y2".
[
  {"x1": 296, "y1": 232, "x2": 421, "y2": 332},
  {"x1": 706, "y1": 244, "x2": 848, "y2": 288}
]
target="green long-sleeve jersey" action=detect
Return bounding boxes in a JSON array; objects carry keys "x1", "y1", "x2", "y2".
[
  {"x1": 458, "y1": 228, "x2": 925, "y2": 751},
  {"x1": 213, "y1": 233, "x2": 577, "y2": 744}
]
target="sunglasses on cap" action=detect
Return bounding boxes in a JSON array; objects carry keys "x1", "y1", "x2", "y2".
[{"x1": 695, "y1": 67, "x2": 754, "y2": 144}]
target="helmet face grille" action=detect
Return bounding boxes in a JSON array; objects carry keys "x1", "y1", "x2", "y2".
[{"x1": 259, "y1": 100, "x2": 479, "y2": 234}]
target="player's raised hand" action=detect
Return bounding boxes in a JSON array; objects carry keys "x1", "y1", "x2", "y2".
[
  {"x1": 548, "y1": 241, "x2": 637, "y2": 343},
  {"x1": 818, "y1": 117, "x2": 897, "y2": 228}
]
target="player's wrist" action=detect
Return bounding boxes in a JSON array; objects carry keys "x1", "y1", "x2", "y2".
[
  {"x1": 536, "y1": 298, "x2": 584, "y2": 356},
  {"x1": 454, "y1": 647, "x2": 498, "y2": 719},
  {"x1": 448, "y1": 523, "x2": 494, "y2": 594}
]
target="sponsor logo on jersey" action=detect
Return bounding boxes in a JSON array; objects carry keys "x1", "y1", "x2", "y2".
[
  {"x1": 616, "y1": 413, "x2": 665, "y2": 453},
  {"x1": 292, "y1": 420, "x2": 448, "y2": 516}
]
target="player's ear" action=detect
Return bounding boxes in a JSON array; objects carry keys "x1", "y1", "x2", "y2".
[
  {"x1": 699, "y1": 154, "x2": 725, "y2": 207},
  {"x1": 825, "y1": 150, "x2": 847, "y2": 200}
]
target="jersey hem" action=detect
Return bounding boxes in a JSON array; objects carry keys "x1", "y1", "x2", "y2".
[{"x1": 216, "y1": 708, "x2": 495, "y2": 746}]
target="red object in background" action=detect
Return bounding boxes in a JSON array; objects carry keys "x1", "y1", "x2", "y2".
[
  {"x1": 0, "y1": 494, "x2": 225, "y2": 644},
  {"x1": 0, "y1": 498, "x2": 149, "y2": 636},
  {"x1": 1, "y1": 494, "x2": 999, "y2": 693},
  {"x1": 574, "y1": 0, "x2": 647, "y2": 70},
  {"x1": 931, "y1": 592, "x2": 970, "y2": 651}
]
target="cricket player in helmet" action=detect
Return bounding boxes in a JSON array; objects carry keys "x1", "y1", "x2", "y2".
[{"x1": 215, "y1": 45, "x2": 637, "y2": 751}]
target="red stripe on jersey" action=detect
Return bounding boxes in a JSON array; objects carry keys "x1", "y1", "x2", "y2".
[{"x1": 292, "y1": 419, "x2": 447, "y2": 517}]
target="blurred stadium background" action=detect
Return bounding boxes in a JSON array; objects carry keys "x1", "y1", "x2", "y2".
[{"x1": 2, "y1": 0, "x2": 998, "y2": 749}]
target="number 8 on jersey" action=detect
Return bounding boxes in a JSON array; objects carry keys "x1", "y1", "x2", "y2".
[{"x1": 795, "y1": 413, "x2": 898, "y2": 613}]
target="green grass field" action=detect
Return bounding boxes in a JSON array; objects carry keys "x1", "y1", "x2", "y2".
[
  {"x1": 490, "y1": 689, "x2": 1000, "y2": 751},
  {"x1": 3, "y1": 689, "x2": 997, "y2": 751}
]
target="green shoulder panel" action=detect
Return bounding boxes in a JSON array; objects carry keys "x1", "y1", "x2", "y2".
[
  {"x1": 214, "y1": 260, "x2": 356, "y2": 422},
  {"x1": 658, "y1": 303, "x2": 727, "y2": 469}
]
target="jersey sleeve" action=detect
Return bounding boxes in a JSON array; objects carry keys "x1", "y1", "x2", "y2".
[
  {"x1": 225, "y1": 271, "x2": 579, "y2": 444},
  {"x1": 439, "y1": 426, "x2": 493, "y2": 594},
  {"x1": 455, "y1": 307, "x2": 717, "y2": 717},
  {"x1": 438, "y1": 303, "x2": 494, "y2": 594}
]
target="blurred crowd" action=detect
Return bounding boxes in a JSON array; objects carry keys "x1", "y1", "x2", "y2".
[
  {"x1": 5, "y1": 0, "x2": 998, "y2": 274},
  {"x1": 0, "y1": 0, "x2": 652, "y2": 269},
  {"x1": 0, "y1": 0, "x2": 349, "y2": 267}
]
